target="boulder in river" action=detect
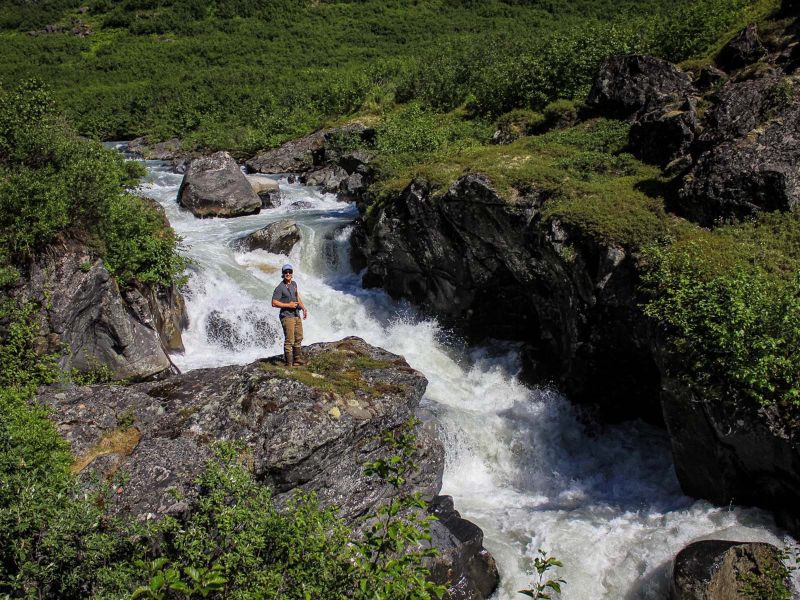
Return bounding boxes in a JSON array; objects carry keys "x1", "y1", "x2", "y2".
[
  {"x1": 178, "y1": 151, "x2": 261, "y2": 218},
  {"x1": 671, "y1": 540, "x2": 788, "y2": 599},
  {"x1": 238, "y1": 219, "x2": 302, "y2": 255},
  {"x1": 426, "y1": 495, "x2": 500, "y2": 600}
]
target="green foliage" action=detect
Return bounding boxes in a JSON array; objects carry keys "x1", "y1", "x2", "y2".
[
  {"x1": 0, "y1": 0, "x2": 760, "y2": 153},
  {"x1": 738, "y1": 545, "x2": 800, "y2": 599},
  {"x1": 0, "y1": 297, "x2": 58, "y2": 389},
  {"x1": 0, "y1": 80, "x2": 185, "y2": 287},
  {"x1": 519, "y1": 550, "x2": 566, "y2": 599},
  {"x1": 643, "y1": 210, "x2": 800, "y2": 410},
  {"x1": 0, "y1": 386, "x2": 135, "y2": 599}
]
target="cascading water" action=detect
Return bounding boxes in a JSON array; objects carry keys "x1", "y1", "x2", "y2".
[{"x1": 134, "y1": 153, "x2": 797, "y2": 599}]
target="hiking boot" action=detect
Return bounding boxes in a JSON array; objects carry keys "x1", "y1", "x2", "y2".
[
  {"x1": 293, "y1": 348, "x2": 306, "y2": 366},
  {"x1": 284, "y1": 351, "x2": 293, "y2": 367}
]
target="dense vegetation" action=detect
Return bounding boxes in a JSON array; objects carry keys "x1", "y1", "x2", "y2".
[
  {"x1": 0, "y1": 0, "x2": 770, "y2": 153},
  {"x1": 0, "y1": 80, "x2": 185, "y2": 288},
  {"x1": 644, "y1": 213, "x2": 800, "y2": 411}
]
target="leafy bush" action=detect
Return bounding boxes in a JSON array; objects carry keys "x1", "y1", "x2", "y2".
[
  {"x1": 643, "y1": 210, "x2": 800, "y2": 410},
  {"x1": 0, "y1": 80, "x2": 185, "y2": 287}
]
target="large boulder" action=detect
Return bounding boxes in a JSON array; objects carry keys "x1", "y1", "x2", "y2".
[
  {"x1": 38, "y1": 338, "x2": 439, "y2": 520},
  {"x1": 36, "y1": 337, "x2": 498, "y2": 595},
  {"x1": 21, "y1": 239, "x2": 178, "y2": 381},
  {"x1": 678, "y1": 76, "x2": 800, "y2": 225},
  {"x1": 178, "y1": 152, "x2": 261, "y2": 218},
  {"x1": 587, "y1": 55, "x2": 695, "y2": 119},
  {"x1": 671, "y1": 540, "x2": 788, "y2": 599},
  {"x1": 629, "y1": 97, "x2": 698, "y2": 168},
  {"x1": 355, "y1": 174, "x2": 662, "y2": 423},
  {"x1": 238, "y1": 219, "x2": 302, "y2": 255},
  {"x1": 715, "y1": 24, "x2": 767, "y2": 72}
]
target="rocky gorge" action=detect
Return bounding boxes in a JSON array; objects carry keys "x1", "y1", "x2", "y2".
[{"x1": 343, "y1": 3, "x2": 800, "y2": 548}]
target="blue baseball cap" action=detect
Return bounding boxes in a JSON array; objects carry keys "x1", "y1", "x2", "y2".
[{"x1": 282, "y1": 263, "x2": 294, "y2": 273}]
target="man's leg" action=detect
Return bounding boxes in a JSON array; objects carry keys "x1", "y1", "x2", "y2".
[
  {"x1": 292, "y1": 317, "x2": 305, "y2": 365},
  {"x1": 281, "y1": 317, "x2": 295, "y2": 366}
]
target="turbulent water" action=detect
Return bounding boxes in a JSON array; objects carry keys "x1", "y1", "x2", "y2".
[{"x1": 132, "y1": 152, "x2": 796, "y2": 599}]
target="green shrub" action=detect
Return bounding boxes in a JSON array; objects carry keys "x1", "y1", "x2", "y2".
[
  {"x1": 0, "y1": 80, "x2": 184, "y2": 287},
  {"x1": 643, "y1": 210, "x2": 800, "y2": 410}
]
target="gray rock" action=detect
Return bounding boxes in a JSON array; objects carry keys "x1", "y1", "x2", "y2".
[
  {"x1": 660, "y1": 366, "x2": 800, "y2": 536},
  {"x1": 715, "y1": 24, "x2": 767, "y2": 72},
  {"x1": 671, "y1": 540, "x2": 787, "y2": 599},
  {"x1": 630, "y1": 97, "x2": 697, "y2": 168},
  {"x1": 303, "y1": 164, "x2": 349, "y2": 192},
  {"x1": 38, "y1": 337, "x2": 438, "y2": 521},
  {"x1": 426, "y1": 496, "x2": 499, "y2": 600},
  {"x1": 695, "y1": 66, "x2": 727, "y2": 92},
  {"x1": 244, "y1": 174, "x2": 281, "y2": 207},
  {"x1": 587, "y1": 54, "x2": 695, "y2": 119},
  {"x1": 239, "y1": 219, "x2": 301, "y2": 255},
  {"x1": 178, "y1": 152, "x2": 261, "y2": 218},
  {"x1": 21, "y1": 239, "x2": 175, "y2": 381},
  {"x1": 245, "y1": 131, "x2": 324, "y2": 174},
  {"x1": 678, "y1": 76, "x2": 800, "y2": 225}
]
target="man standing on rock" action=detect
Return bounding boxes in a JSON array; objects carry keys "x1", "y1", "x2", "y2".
[{"x1": 272, "y1": 263, "x2": 308, "y2": 367}]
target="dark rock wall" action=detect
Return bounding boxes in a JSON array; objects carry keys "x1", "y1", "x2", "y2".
[{"x1": 354, "y1": 175, "x2": 661, "y2": 423}]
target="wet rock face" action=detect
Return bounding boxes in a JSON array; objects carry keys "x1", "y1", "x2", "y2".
[
  {"x1": 21, "y1": 239, "x2": 177, "y2": 381},
  {"x1": 178, "y1": 151, "x2": 261, "y2": 218},
  {"x1": 660, "y1": 369, "x2": 800, "y2": 536},
  {"x1": 715, "y1": 24, "x2": 767, "y2": 72},
  {"x1": 38, "y1": 337, "x2": 438, "y2": 521},
  {"x1": 426, "y1": 496, "x2": 499, "y2": 600},
  {"x1": 587, "y1": 54, "x2": 695, "y2": 119},
  {"x1": 238, "y1": 219, "x2": 302, "y2": 255},
  {"x1": 671, "y1": 540, "x2": 786, "y2": 600},
  {"x1": 355, "y1": 174, "x2": 662, "y2": 422}
]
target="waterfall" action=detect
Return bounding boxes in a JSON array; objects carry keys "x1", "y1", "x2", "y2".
[{"x1": 136, "y1": 155, "x2": 795, "y2": 599}]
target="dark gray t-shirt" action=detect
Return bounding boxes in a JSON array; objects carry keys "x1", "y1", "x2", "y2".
[{"x1": 272, "y1": 280, "x2": 300, "y2": 319}]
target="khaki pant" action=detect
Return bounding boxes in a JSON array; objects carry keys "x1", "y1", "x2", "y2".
[{"x1": 280, "y1": 316, "x2": 303, "y2": 355}]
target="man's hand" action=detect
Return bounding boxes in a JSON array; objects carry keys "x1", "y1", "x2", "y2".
[
  {"x1": 302, "y1": 306, "x2": 309, "y2": 320},
  {"x1": 288, "y1": 301, "x2": 299, "y2": 309}
]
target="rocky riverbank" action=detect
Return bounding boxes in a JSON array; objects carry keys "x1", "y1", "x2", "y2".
[{"x1": 37, "y1": 337, "x2": 499, "y2": 599}]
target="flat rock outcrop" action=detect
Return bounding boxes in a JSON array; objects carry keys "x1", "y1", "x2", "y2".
[
  {"x1": 671, "y1": 540, "x2": 787, "y2": 599},
  {"x1": 354, "y1": 174, "x2": 661, "y2": 423},
  {"x1": 20, "y1": 238, "x2": 182, "y2": 381},
  {"x1": 37, "y1": 337, "x2": 498, "y2": 597},
  {"x1": 238, "y1": 219, "x2": 301, "y2": 255},
  {"x1": 178, "y1": 152, "x2": 261, "y2": 218}
]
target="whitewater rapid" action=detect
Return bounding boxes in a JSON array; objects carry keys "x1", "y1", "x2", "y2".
[{"x1": 134, "y1": 155, "x2": 796, "y2": 599}]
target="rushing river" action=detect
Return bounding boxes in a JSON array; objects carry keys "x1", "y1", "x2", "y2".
[{"x1": 130, "y1": 151, "x2": 796, "y2": 599}]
